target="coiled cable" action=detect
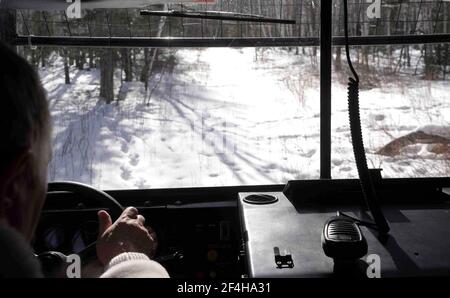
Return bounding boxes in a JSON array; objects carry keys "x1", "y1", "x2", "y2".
[{"x1": 343, "y1": 0, "x2": 390, "y2": 234}]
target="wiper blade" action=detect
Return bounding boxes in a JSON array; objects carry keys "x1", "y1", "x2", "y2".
[{"x1": 140, "y1": 10, "x2": 296, "y2": 25}]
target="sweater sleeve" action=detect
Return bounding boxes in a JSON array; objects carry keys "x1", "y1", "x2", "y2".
[{"x1": 100, "y1": 252, "x2": 169, "y2": 278}]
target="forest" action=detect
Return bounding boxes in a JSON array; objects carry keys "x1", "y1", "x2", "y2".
[{"x1": 12, "y1": 0, "x2": 450, "y2": 103}]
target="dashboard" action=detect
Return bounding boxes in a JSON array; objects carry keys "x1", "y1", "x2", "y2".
[
  {"x1": 33, "y1": 179, "x2": 450, "y2": 278},
  {"x1": 34, "y1": 191, "x2": 248, "y2": 278}
]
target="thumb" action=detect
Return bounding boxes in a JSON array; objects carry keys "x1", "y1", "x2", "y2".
[{"x1": 98, "y1": 210, "x2": 112, "y2": 236}]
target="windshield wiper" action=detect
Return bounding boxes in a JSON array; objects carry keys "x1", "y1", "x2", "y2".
[{"x1": 140, "y1": 10, "x2": 296, "y2": 25}]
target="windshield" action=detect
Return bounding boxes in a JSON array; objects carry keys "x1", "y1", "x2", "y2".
[
  {"x1": 15, "y1": 0, "x2": 448, "y2": 190},
  {"x1": 43, "y1": 47, "x2": 320, "y2": 189}
]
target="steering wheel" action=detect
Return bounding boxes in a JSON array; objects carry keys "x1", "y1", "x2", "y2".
[
  {"x1": 38, "y1": 181, "x2": 124, "y2": 277},
  {"x1": 47, "y1": 181, "x2": 124, "y2": 219}
]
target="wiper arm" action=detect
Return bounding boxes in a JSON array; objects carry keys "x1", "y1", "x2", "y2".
[{"x1": 140, "y1": 10, "x2": 296, "y2": 25}]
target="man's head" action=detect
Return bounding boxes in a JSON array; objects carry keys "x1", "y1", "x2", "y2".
[{"x1": 0, "y1": 42, "x2": 52, "y2": 242}]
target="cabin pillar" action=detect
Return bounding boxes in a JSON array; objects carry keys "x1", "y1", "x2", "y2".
[{"x1": 320, "y1": 1, "x2": 332, "y2": 179}]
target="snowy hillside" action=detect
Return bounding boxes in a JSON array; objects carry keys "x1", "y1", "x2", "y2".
[{"x1": 40, "y1": 48, "x2": 450, "y2": 190}]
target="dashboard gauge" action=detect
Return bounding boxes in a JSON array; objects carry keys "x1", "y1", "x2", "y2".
[
  {"x1": 72, "y1": 220, "x2": 98, "y2": 253},
  {"x1": 43, "y1": 226, "x2": 65, "y2": 250},
  {"x1": 71, "y1": 229, "x2": 87, "y2": 253}
]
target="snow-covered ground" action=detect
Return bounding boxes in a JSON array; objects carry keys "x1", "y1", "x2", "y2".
[{"x1": 40, "y1": 48, "x2": 450, "y2": 190}]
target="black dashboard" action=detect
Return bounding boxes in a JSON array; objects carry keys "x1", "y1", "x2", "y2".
[
  {"x1": 33, "y1": 179, "x2": 450, "y2": 278},
  {"x1": 34, "y1": 185, "x2": 283, "y2": 278},
  {"x1": 35, "y1": 205, "x2": 242, "y2": 278}
]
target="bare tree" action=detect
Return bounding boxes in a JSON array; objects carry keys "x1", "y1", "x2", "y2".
[
  {"x1": 121, "y1": 48, "x2": 133, "y2": 82},
  {"x1": 63, "y1": 48, "x2": 70, "y2": 84},
  {"x1": 100, "y1": 48, "x2": 115, "y2": 103}
]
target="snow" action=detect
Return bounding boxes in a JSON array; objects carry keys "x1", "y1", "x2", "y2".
[{"x1": 40, "y1": 48, "x2": 450, "y2": 190}]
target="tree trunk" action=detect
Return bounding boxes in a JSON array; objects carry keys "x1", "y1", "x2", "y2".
[
  {"x1": 121, "y1": 48, "x2": 133, "y2": 82},
  {"x1": 41, "y1": 48, "x2": 46, "y2": 68},
  {"x1": 140, "y1": 5, "x2": 167, "y2": 91},
  {"x1": 31, "y1": 49, "x2": 39, "y2": 70},
  {"x1": 76, "y1": 50, "x2": 84, "y2": 70},
  {"x1": 63, "y1": 49, "x2": 70, "y2": 84},
  {"x1": 423, "y1": 45, "x2": 435, "y2": 80},
  {"x1": 88, "y1": 49, "x2": 94, "y2": 70},
  {"x1": 257, "y1": 0, "x2": 268, "y2": 38},
  {"x1": 335, "y1": 47, "x2": 342, "y2": 71},
  {"x1": 69, "y1": 49, "x2": 75, "y2": 67},
  {"x1": 100, "y1": 49, "x2": 115, "y2": 103},
  {"x1": 140, "y1": 48, "x2": 151, "y2": 87}
]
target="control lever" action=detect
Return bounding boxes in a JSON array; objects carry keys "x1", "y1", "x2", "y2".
[{"x1": 36, "y1": 251, "x2": 70, "y2": 278}]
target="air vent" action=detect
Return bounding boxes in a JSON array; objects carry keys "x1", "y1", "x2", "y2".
[{"x1": 243, "y1": 194, "x2": 278, "y2": 205}]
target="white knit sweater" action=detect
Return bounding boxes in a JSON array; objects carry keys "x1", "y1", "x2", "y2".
[{"x1": 101, "y1": 252, "x2": 169, "y2": 278}]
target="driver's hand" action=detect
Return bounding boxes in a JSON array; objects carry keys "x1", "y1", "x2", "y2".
[{"x1": 96, "y1": 207, "x2": 157, "y2": 266}]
